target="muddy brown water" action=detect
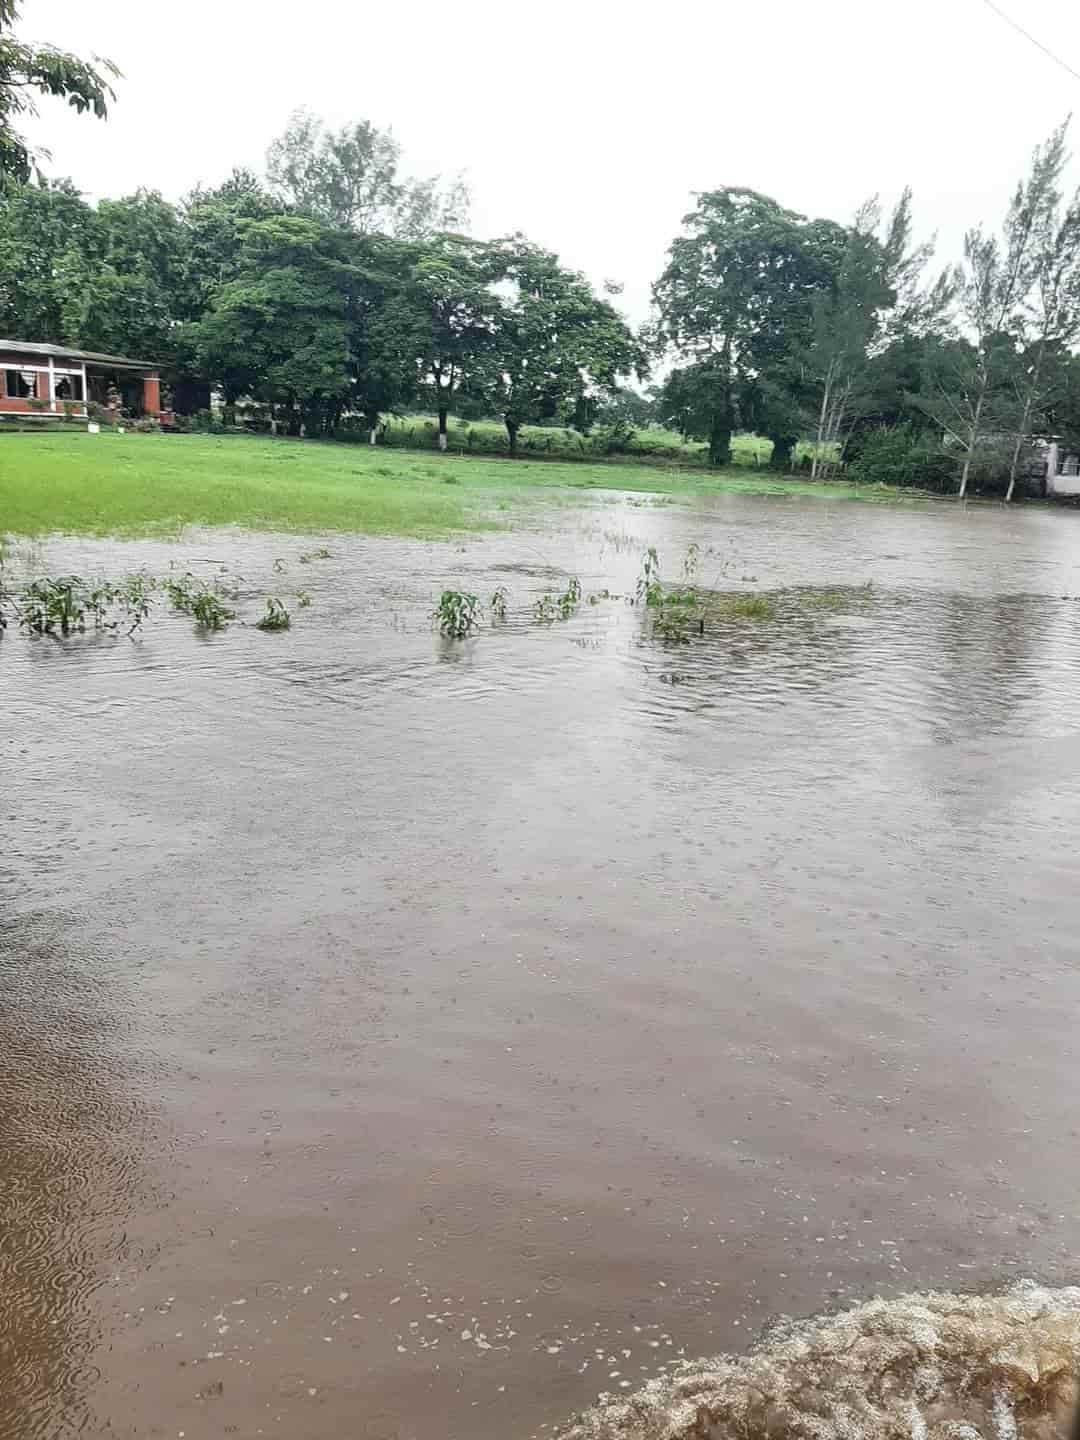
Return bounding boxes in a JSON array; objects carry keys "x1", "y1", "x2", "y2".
[{"x1": 4, "y1": 492, "x2": 1080, "y2": 1440}]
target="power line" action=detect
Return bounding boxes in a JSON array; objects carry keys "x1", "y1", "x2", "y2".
[{"x1": 978, "y1": 0, "x2": 1080, "y2": 85}]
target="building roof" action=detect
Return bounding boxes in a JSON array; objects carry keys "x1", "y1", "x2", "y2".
[{"x1": 0, "y1": 339, "x2": 157, "y2": 370}]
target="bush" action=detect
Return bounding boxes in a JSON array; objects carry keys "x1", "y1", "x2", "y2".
[{"x1": 846, "y1": 425, "x2": 956, "y2": 492}]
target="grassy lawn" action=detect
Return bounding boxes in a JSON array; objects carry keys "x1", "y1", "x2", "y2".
[{"x1": 0, "y1": 431, "x2": 923, "y2": 539}]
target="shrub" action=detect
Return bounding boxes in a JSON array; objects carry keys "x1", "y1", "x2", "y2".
[
  {"x1": 846, "y1": 425, "x2": 956, "y2": 492},
  {"x1": 255, "y1": 598, "x2": 291, "y2": 631},
  {"x1": 434, "y1": 590, "x2": 479, "y2": 637},
  {"x1": 162, "y1": 574, "x2": 235, "y2": 630}
]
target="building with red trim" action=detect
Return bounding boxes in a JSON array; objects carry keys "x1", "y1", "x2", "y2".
[{"x1": 0, "y1": 339, "x2": 161, "y2": 418}]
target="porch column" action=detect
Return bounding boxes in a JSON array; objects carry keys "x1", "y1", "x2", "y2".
[
  {"x1": 1047, "y1": 442, "x2": 1061, "y2": 497},
  {"x1": 142, "y1": 372, "x2": 161, "y2": 416},
  {"x1": 48, "y1": 354, "x2": 56, "y2": 411},
  {"x1": 35, "y1": 371, "x2": 49, "y2": 404}
]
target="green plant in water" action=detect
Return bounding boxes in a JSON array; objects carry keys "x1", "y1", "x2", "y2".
[
  {"x1": 299, "y1": 547, "x2": 332, "y2": 563},
  {"x1": 191, "y1": 590, "x2": 235, "y2": 630},
  {"x1": 162, "y1": 574, "x2": 200, "y2": 612},
  {"x1": 17, "y1": 576, "x2": 89, "y2": 635},
  {"x1": 255, "y1": 598, "x2": 291, "y2": 631},
  {"x1": 273, "y1": 557, "x2": 288, "y2": 573},
  {"x1": 117, "y1": 573, "x2": 156, "y2": 633},
  {"x1": 663, "y1": 585, "x2": 699, "y2": 608},
  {"x1": 490, "y1": 586, "x2": 509, "y2": 621},
  {"x1": 683, "y1": 542, "x2": 701, "y2": 581},
  {"x1": 717, "y1": 593, "x2": 774, "y2": 620},
  {"x1": 636, "y1": 547, "x2": 663, "y2": 607},
  {"x1": 295, "y1": 589, "x2": 313, "y2": 608},
  {"x1": 534, "y1": 593, "x2": 556, "y2": 623},
  {"x1": 655, "y1": 609, "x2": 693, "y2": 644},
  {"x1": 557, "y1": 576, "x2": 582, "y2": 619},
  {"x1": 434, "y1": 590, "x2": 480, "y2": 637},
  {"x1": 164, "y1": 574, "x2": 235, "y2": 630}
]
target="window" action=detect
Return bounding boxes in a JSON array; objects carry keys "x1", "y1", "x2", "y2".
[
  {"x1": 4, "y1": 370, "x2": 34, "y2": 398},
  {"x1": 54, "y1": 374, "x2": 85, "y2": 402}
]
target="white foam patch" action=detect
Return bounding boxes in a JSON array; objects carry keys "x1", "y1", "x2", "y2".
[{"x1": 555, "y1": 1282, "x2": 1080, "y2": 1440}]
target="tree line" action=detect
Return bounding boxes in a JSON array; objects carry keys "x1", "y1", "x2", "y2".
[{"x1": 3, "y1": 0, "x2": 1080, "y2": 493}]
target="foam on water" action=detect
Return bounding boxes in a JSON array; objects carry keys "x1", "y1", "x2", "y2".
[{"x1": 555, "y1": 1284, "x2": 1080, "y2": 1440}]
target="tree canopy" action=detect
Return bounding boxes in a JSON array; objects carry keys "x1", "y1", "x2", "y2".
[{"x1": 0, "y1": 0, "x2": 118, "y2": 186}]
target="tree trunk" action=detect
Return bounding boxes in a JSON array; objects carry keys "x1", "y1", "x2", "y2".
[
  {"x1": 506, "y1": 419, "x2": 519, "y2": 457},
  {"x1": 812, "y1": 366, "x2": 833, "y2": 479},
  {"x1": 708, "y1": 409, "x2": 731, "y2": 467},
  {"x1": 438, "y1": 406, "x2": 448, "y2": 452},
  {"x1": 768, "y1": 436, "x2": 795, "y2": 472},
  {"x1": 1006, "y1": 340, "x2": 1046, "y2": 503},
  {"x1": 958, "y1": 386, "x2": 986, "y2": 500}
]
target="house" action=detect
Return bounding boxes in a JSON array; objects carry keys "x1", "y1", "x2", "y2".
[
  {"x1": 0, "y1": 339, "x2": 161, "y2": 419},
  {"x1": 1045, "y1": 441, "x2": 1080, "y2": 499}
]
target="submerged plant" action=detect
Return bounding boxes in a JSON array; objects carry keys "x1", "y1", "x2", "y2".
[
  {"x1": 255, "y1": 598, "x2": 291, "y2": 631},
  {"x1": 17, "y1": 576, "x2": 92, "y2": 636},
  {"x1": 636, "y1": 547, "x2": 663, "y2": 607},
  {"x1": 490, "y1": 586, "x2": 509, "y2": 621},
  {"x1": 299, "y1": 547, "x2": 332, "y2": 563},
  {"x1": 191, "y1": 590, "x2": 235, "y2": 630},
  {"x1": 295, "y1": 589, "x2": 313, "y2": 608},
  {"x1": 117, "y1": 573, "x2": 156, "y2": 634},
  {"x1": 434, "y1": 589, "x2": 480, "y2": 637},
  {"x1": 557, "y1": 576, "x2": 582, "y2": 619},
  {"x1": 534, "y1": 593, "x2": 556, "y2": 623},
  {"x1": 164, "y1": 573, "x2": 235, "y2": 630},
  {"x1": 713, "y1": 593, "x2": 775, "y2": 620}
]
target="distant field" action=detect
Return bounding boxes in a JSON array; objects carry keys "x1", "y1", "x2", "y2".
[
  {"x1": 377, "y1": 415, "x2": 819, "y2": 469},
  {"x1": 0, "y1": 432, "x2": 919, "y2": 539}
]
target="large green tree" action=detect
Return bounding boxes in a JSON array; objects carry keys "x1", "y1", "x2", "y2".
[
  {"x1": 654, "y1": 188, "x2": 845, "y2": 466},
  {"x1": 477, "y1": 238, "x2": 644, "y2": 455},
  {"x1": 0, "y1": 0, "x2": 118, "y2": 185},
  {"x1": 411, "y1": 235, "x2": 500, "y2": 448},
  {"x1": 64, "y1": 190, "x2": 193, "y2": 360},
  {"x1": 195, "y1": 215, "x2": 355, "y2": 432},
  {"x1": 0, "y1": 176, "x2": 95, "y2": 339}
]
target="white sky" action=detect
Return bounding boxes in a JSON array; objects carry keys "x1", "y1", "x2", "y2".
[{"x1": 18, "y1": 0, "x2": 1080, "y2": 327}]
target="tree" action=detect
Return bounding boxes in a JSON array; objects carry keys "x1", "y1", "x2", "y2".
[
  {"x1": 653, "y1": 188, "x2": 845, "y2": 467},
  {"x1": 0, "y1": 0, "x2": 118, "y2": 186},
  {"x1": 1002, "y1": 127, "x2": 1080, "y2": 502},
  {"x1": 195, "y1": 215, "x2": 355, "y2": 433},
  {"x1": 803, "y1": 190, "x2": 952, "y2": 478},
  {"x1": 0, "y1": 176, "x2": 95, "y2": 339},
  {"x1": 411, "y1": 235, "x2": 500, "y2": 449},
  {"x1": 266, "y1": 109, "x2": 468, "y2": 238},
  {"x1": 658, "y1": 359, "x2": 738, "y2": 464},
  {"x1": 478, "y1": 238, "x2": 644, "y2": 456},
  {"x1": 183, "y1": 169, "x2": 281, "y2": 311},
  {"x1": 60, "y1": 190, "x2": 193, "y2": 362},
  {"x1": 919, "y1": 126, "x2": 1067, "y2": 498}
]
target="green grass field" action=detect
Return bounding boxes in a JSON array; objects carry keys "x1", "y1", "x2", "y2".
[
  {"x1": 0, "y1": 432, "x2": 924, "y2": 539},
  {"x1": 377, "y1": 414, "x2": 793, "y2": 467}
]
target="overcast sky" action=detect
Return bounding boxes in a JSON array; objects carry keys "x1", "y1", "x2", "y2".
[{"x1": 18, "y1": 0, "x2": 1080, "y2": 325}]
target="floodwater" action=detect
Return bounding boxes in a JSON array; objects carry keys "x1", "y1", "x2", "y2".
[{"x1": 3, "y1": 491, "x2": 1080, "y2": 1440}]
